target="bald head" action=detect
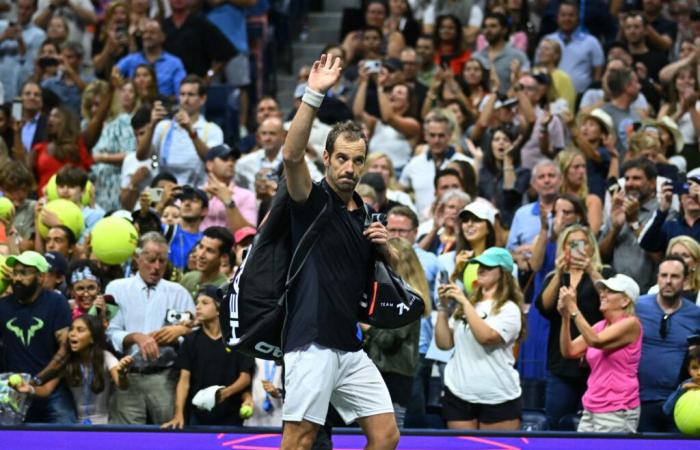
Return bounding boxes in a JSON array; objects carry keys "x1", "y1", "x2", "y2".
[{"x1": 258, "y1": 117, "x2": 286, "y2": 154}]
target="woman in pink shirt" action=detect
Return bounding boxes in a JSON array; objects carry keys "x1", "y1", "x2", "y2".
[{"x1": 558, "y1": 274, "x2": 643, "y2": 433}]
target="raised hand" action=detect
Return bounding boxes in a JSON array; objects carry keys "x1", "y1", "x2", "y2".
[{"x1": 307, "y1": 54, "x2": 343, "y2": 94}]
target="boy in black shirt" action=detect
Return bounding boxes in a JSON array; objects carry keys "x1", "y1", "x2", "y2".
[{"x1": 162, "y1": 286, "x2": 254, "y2": 428}]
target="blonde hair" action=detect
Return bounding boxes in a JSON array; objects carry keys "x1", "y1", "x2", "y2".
[
  {"x1": 667, "y1": 235, "x2": 700, "y2": 291},
  {"x1": 555, "y1": 224, "x2": 603, "y2": 275},
  {"x1": 454, "y1": 269, "x2": 526, "y2": 342},
  {"x1": 81, "y1": 80, "x2": 121, "y2": 122},
  {"x1": 556, "y1": 147, "x2": 589, "y2": 199},
  {"x1": 628, "y1": 131, "x2": 661, "y2": 157},
  {"x1": 364, "y1": 153, "x2": 402, "y2": 191},
  {"x1": 387, "y1": 237, "x2": 432, "y2": 317}
]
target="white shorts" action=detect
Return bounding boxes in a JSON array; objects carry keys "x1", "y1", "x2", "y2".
[
  {"x1": 577, "y1": 407, "x2": 640, "y2": 433},
  {"x1": 282, "y1": 343, "x2": 394, "y2": 425}
]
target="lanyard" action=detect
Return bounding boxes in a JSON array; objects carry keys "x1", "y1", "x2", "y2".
[
  {"x1": 80, "y1": 365, "x2": 94, "y2": 424},
  {"x1": 160, "y1": 121, "x2": 177, "y2": 166},
  {"x1": 262, "y1": 361, "x2": 277, "y2": 412}
]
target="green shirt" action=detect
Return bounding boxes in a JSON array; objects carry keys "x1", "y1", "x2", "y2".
[{"x1": 179, "y1": 271, "x2": 228, "y2": 300}]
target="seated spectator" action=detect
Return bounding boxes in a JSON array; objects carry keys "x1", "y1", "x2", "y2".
[
  {"x1": 477, "y1": 125, "x2": 530, "y2": 229},
  {"x1": 200, "y1": 144, "x2": 257, "y2": 231},
  {"x1": 179, "y1": 226, "x2": 232, "y2": 299},
  {"x1": 636, "y1": 256, "x2": 700, "y2": 432},
  {"x1": 535, "y1": 224, "x2": 611, "y2": 430},
  {"x1": 13, "y1": 315, "x2": 133, "y2": 424},
  {"x1": 558, "y1": 274, "x2": 642, "y2": 433},
  {"x1": 106, "y1": 232, "x2": 194, "y2": 424},
  {"x1": 639, "y1": 168, "x2": 700, "y2": 254},
  {"x1": 162, "y1": 286, "x2": 254, "y2": 428},
  {"x1": 144, "y1": 75, "x2": 225, "y2": 187},
  {"x1": 162, "y1": 0, "x2": 236, "y2": 77},
  {"x1": 353, "y1": 67, "x2": 420, "y2": 172},
  {"x1": 116, "y1": 19, "x2": 186, "y2": 98},
  {"x1": 364, "y1": 152, "x2": 415, "y2": 211},
  {"x1": 0, "y1": 251, "x2": 75, "y2": 423},
  {"x1": 556, "y1": 149, "x2": 602, "y2": 235},
  {"x1": 84, "y1": 78, "x2": 137, "y2": 211},
  {"x1": 436, "y1": 247, "x2": 525, "y2": 430},
  {"x1": 648, "y1": 236, "x2": 700, "y2": 304},
  {"x1": 362, "y1": 237, "x2": 425, "y2": 428}
]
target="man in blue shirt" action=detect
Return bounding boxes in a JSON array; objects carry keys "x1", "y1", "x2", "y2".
[
  {"x1": 166, "y1": 186, "x2": 207, "y2": 270},
  {"x1": 116, "y1": 19, "x2": 186, "y2": 98},
  {"x1": 636, "y1": 256, "x2": 700, "y2": 432}
]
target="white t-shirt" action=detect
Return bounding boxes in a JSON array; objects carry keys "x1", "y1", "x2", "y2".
[
  {"x1": 369, "y1": 121, "x2": 414, "y2": 170},
  {"x1": 444, "y1": 299, "x2": 521, "y2": 404},
  {"x1": 120, "y1": 152, "x2": 154, "y2": 193},
  {"x1": 68, "y1": 351, "x2": 119, "y2": 425}
]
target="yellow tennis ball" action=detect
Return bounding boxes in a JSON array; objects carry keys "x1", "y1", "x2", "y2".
[
  {"x1": 44, "y1": 174, "x2": 93, "y2": 206},
  {"x1": 0, "y1": 255, "x2": 8, "y2": 296},
  {"x1": 8, "y1": 374, "x2": 22, "y2": 387},
  {"x1": 462, "y1": 262, "x2": 479, "y2": 295},
  {"x1": 91, "y1": 217, "x2": 139, "y2": 265},
  {"x1": 675, "y1": 389, "x2": 700, "y2": 436},
  {"x1": 38, "y1": 199, "x2": 85, "y2": 239},
  {"x1": 0, "y1": 197, "x2": 14, "y2": 221},
  {"x1": 239, "y1": 404, "x2": 254, "y2": 419}
]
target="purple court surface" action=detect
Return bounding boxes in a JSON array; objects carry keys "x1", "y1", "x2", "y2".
[{"x1": 1, "y1": 428, "x2": 699, "y2": 450}]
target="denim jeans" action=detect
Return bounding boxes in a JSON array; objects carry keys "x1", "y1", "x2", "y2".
[
  {"x1": 25, "y1": 384, "x2": 77, "y2": 424},
  {"x1": 545, "y1": 372, "x2": 586, "y2": 430}
]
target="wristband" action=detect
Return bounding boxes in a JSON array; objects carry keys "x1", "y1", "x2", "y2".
[{"x1": 302, "y1": 86, "x2": 325, "y2": 108}]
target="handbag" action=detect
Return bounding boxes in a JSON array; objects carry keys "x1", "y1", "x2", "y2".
[{"x1": 359, "y1": 258, "x2": 425, "y2": 329}]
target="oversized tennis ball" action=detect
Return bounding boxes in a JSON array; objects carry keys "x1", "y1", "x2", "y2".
[
  {"x1": 674, "y1": 389, "x2": 700, "y2": 436},
  {"x1": 37, "y1": 199, "x2": 84, "y2": 239},
  {"x1": 44, "y1": 174, "x2": 93, "y2": 206},
  {"x1": 462, "y1": 262, "x2": 479, "y2": 295},
  {"x1": 8, "y1": 374, "x2": 22, "y2": 387},
  {"x1": 0, "y1": 197, "x2": 14, "y2": 220},
  {"x1": 91, "y1": 217, "x2": 138, "y2": 265},
  {"x1": 239, "y1": 404, "x2": 254, "y2": 419}
]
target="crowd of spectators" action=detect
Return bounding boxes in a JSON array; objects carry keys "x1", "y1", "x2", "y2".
[{"x1": 0, "y1": 0, "x2": 700, "y2": 437}]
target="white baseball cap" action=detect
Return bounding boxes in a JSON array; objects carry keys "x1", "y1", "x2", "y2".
[
  {"x1": 595, "y1": 274, "x2": 640, "y2": 303},
  {"x1": 459, "y1": 201, "x2": 497, "y2": 226}
]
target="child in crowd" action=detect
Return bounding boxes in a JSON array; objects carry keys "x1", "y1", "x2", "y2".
[
  {"x1": 663, "y1": 346, "x2": 700, "y2": 416},
  {"x1": 14, "y1": 315, "x2": 132, "y2": 424},
  {"x1": 243, "y1": 359, "x2": 283, "y2": 427},
  {"x1": 162, "y1": 286, "x2": 254, "y2": 428}
]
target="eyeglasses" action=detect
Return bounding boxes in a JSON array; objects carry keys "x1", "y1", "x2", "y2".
[
  {"x1": 73, "y1": 285, "x2": 99, "y2": 295},
  {"x1": 387, "y1": 227, "x2": 414, "y2": 236},
  {"x1": 660, "y1": 314, "x2": 670, "y2": 340}
]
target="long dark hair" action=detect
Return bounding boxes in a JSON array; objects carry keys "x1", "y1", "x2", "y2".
[
  {"x1": 48, "y1": 106, "x2": 80, "y2": 163},
  {"x1": 455, "y1": 213, "x2": 497, "y2": 253},
  {"x1": 483, "y1": 125, "x2": 522, "y2": 173},
  {"x1": 433, "y1": 14, "x2": 464, "y2": 54},
  {"x1": 65, "y1": 315, "x2": 108, "y2": 394}
]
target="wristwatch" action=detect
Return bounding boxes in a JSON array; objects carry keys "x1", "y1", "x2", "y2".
[
  {"x1": 225, "y1": 199, "x2": 237, "y2": 209},
  {"x1": 570, "y1": 311, "x2": 579, "y2": 319}
]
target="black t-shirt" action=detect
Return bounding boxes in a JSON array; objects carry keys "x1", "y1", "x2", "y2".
[
  {"x1": 163, "y1": 13, "x2": 236, "y2": 76},
  {"x1": 0, "y1": 289, "x2": 71, "y2": 375},
  {"x1": 175, "y1": 328, "x2": 255, "y2": 425},
  {"x1": 535, "y1": 268, "x2": 613, "y2": 380},
  {"x1": 286, "y1": 180, "x2": 373, "y2": 352}
]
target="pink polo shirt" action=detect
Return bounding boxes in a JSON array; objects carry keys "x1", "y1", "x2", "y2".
[
  {"x1": 582, "y1": 317, "x2": 642, "y2": 413},
  {"x1": 200, "y1": 183, "x2": 258, "y2": 230}
]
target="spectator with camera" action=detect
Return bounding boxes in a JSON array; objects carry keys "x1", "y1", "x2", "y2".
[
  {"x1": 0, "y1": 0, "x2": 46, "y2": 100},
  {"x1": 106, "y1": 231, "x2": 194, "y2": 424},
  {"x1": 41, "y1": 41, "x2": 89, "y2": 117},
  {"x1": 162, "y1": 185, "x2": 207, "y2": 270}
]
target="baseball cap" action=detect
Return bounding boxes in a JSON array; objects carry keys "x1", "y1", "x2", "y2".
[
  {"x1": 470, "y1": 247, "x2": 514, "y2": 273},
  {"x1": 595, "y1": 274, "x2": 640, "y2": 303},
  {"x1": 495, "y1": 97, "x2": 518, "y2": 110},
  {"x1": 532, "y1": 71, "x2": 551, "y2": 86},
  {"x1": 44, "y1": 252, "x2": 68, "y2": 277},
  {"x1": 197, "y1": 284, "x2": 224, "y2": 307},
  {"x1": 383, "y1": 57, "x2": 403, "y2": 72},
  {"x1": 205, "y1": 144, "x2": 241, "y2": 162},
  {"x1": 459, "y1": 201, "x2": 496, "y2": 226},
  {"x1": 688, "y1": 167, "x2": 700, "y2": 184},
  {"x1": 234, "y1": 226, "x2": 257, "y2": 244},
  {"x1": 6, "y1": 251, "x2": 50, "y2": 273},
  {"x1": 180, "y1": 185, "x2": 209, "y2": 209}
]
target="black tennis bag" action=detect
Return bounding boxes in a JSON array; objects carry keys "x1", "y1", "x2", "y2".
[{"x1": 220, "y1": 181, "x2": 332, "y2": 360}]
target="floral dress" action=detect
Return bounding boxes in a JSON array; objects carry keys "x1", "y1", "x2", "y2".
[{"x1": 90, "y1": 113, "x2": 136, "y2": 211}]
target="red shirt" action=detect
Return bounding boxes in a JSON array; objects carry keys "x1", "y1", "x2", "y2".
[
  {"x1": 435, "y1": 49, "x2": 471, "y2": 76},
  {"x1": 34, "y1": 138, "x2": 93, "y2": 193}
]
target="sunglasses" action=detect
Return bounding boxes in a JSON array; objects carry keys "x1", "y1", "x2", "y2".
[{"x1": 660, "y1": 314, "x2": 670, "y2": 340}]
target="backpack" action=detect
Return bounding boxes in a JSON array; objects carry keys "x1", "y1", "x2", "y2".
[{"x1": 220, "y1": 180, "x2": 333, "y2": 360}]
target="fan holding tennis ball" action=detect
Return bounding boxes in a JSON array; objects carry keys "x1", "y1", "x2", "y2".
[
  {"x1": 0, "y1": 197, "x2": 14, "y2": 221},
  {"x1": 239, "y1": 404, "x2": 254, "y2": 419},
  {"x1": 8, "y1": 374, "x2": 22, "y2": 388},
  {"x1": 37, "y1": 199, "x2": 84, "y2": 239}
]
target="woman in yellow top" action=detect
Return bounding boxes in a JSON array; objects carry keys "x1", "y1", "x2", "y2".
[{"x1": 536, "y1": 38, "x2": 576, "y2": 113}]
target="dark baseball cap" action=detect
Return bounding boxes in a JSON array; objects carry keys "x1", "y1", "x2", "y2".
[
  {"x1": 44, "y1": 252, "x2": 68, "y2": 276},
  {"x1": 383, "y1": 57, "x2": 403, "y2": 72},
  {"x1": 205, "y1": 144, "x2": 241, "y2": 162},
  {"x1": 181, "y1": 185, "x2": 209, "y2": 208}
]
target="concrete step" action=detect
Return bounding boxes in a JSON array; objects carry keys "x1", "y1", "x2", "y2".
[
  {"x1": 295, "y1": 42, "x2": 326, "y2": 62},
  {"x1": 323, "y1": 0, "x2": 360, "y2": 13},
  {"x1": 305, "y1": 27, "x2": 341, "y2": 45},
  {"x1": 308, "y1": 12, "x2": 343, "y2": 29}
]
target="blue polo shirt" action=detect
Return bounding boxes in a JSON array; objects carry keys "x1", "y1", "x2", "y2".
[
  {"x1": 507, "y1": 201, "x2": 552, "y2": 251},
  {"x1": 116, "y1": 51, "x2": 187, "y2": 97},
  {"x1": 545, "y1": 30, "x2": 604, "y2": 93},
  {"x1": 636, "y1": 294, "x2": 700, "y2": 401},
  {"x1": 639, "y1": 209, "x2": 700, "y2": 254}
]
